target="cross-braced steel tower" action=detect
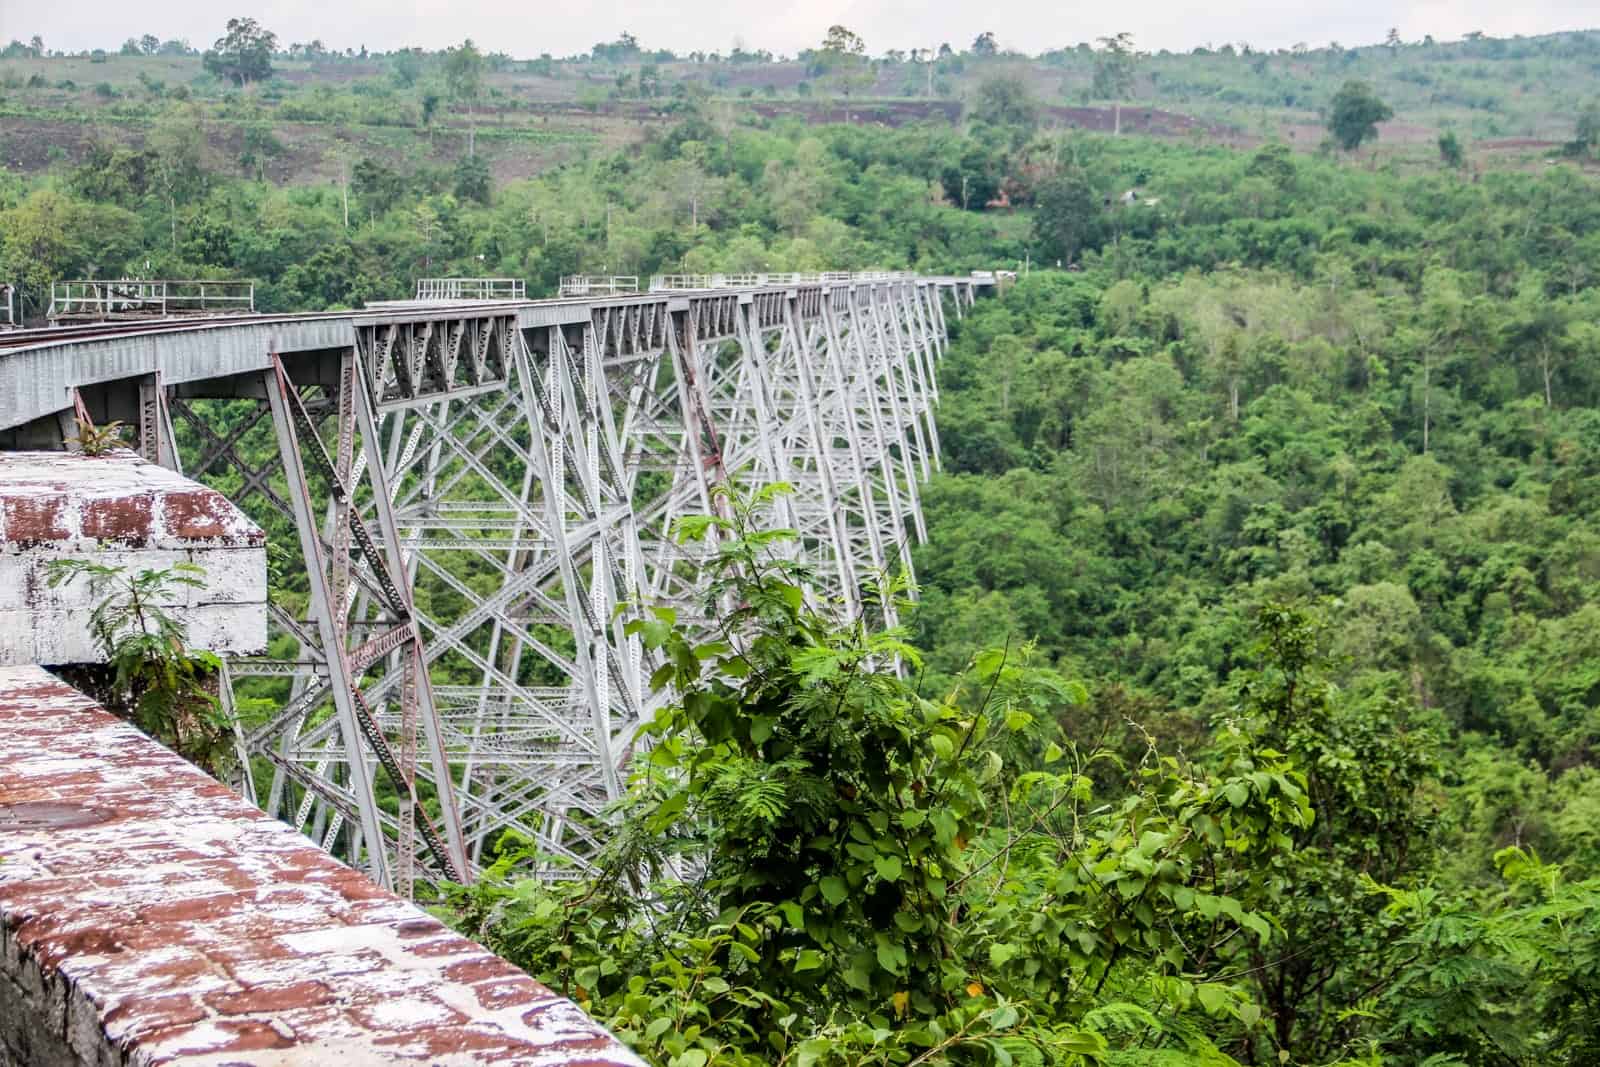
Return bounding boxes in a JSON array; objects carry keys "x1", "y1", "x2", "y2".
[{"x1": 0, "y1": 271, "x2": 985, "y2": 893}]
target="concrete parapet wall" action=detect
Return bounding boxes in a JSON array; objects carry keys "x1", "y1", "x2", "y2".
[
  {"x1": 0, "y1": 451, "x2": 266, "y2": 665},
  {"x1": 0, "y1": 666, "x2": 646, "y2": 1067}
]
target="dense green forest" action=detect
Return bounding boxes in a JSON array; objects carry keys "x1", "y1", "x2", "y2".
[
  {"x1": 447, "y1": 138, "x2": 1600, "y2": 1065},
  {"x1": 6, "y1": 22, "x2": 1600, "y2": 1067},
  {"x1": 0, "y1": 111, "x2": 1033, "y2": 319}
]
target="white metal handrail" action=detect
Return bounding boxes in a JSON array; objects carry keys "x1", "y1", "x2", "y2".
[
  {"x1": 647, "y1": 271, "x2": 916, "y2": 292},
  {"x1": 47, "y1": 280, "x2": 256, "y2": 322},
  {"x1": 558, "y1": 276, "x2": 640, "y2": 298},
  {"x1": 414, "y1": 278, "x2": 527, "y2": 301}
]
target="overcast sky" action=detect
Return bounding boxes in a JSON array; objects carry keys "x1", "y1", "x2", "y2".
[{"x1": 3, "y1": 1, "x2": 1596, "y2": 59}]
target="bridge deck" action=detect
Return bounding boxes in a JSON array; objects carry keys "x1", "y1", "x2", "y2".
[{"x1": 0, "y1": 275, "x2": 988, "y2": 435}]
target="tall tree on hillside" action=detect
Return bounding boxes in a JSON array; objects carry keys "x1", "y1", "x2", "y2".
[
  {"x1": 1328, "y1": 79, "x2": 1393, "y2": 153},
  {"x1": 591, "y1": 32, "x2": 641, "y2": 63},
  {"x1": 1574, "y1": 99, "x2": 1600, "y2": 157},
  {"x1": 1093, "y1": 33, "x2": 1139, "y2": 135},
  {"x1": 148, "y1": 104, "x2": 207, "y2": 251},
  {"x1": 202, "y1": 17, "x2": 276, "y2": 88},
  {"x1": 1438, "y1": 130, "x2": 1464, "y2": 168},
  {"x1": 1504, "y1": 275, "x2": 1574, "y2": 408},
  {"x1": 666, "y1": 142, "x2": 720, "y2": 233},
  {"x1": 351, "y1": 157, "x2": 405, "y2": 222},
  {"x1": 816, "y1": 25, "x2": 872, "y2": 121},
  {"x1": 390, "y1": 48, "x2": 423, "y2": 88},
  {"x1": 939, "y1": 139, "x2": 1006, "y2": 211},
  {"x1": 971, "y1": 76, "x2": 1039, "y2": 136},
  {"x1": 971, "y1": 31, "x2": 998, "y2": 57},
  {"x1": 1406, "y1": 266, "x2": 1473, "y2": 452},
  {"x1": 1033, "y1": 168, "x2": 1100, "y2": 265},
  {"x1": 444, "y1": 39, "x2": 485, "y2": 156},
  {"x1": 821, "y1": 25, "x2": 866, "y2": 57},
  {"x1": 453, "y1": 154, "x2": 491, "y2": 205}
]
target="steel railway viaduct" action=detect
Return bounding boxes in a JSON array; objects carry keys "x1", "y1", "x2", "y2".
[{"x1": 0, "y1": 271, "x2": 990, "y2": 897}]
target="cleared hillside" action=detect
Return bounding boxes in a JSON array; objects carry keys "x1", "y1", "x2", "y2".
[{"x1": 1, "y1": 28, "x2": 1597, "y2": 184}]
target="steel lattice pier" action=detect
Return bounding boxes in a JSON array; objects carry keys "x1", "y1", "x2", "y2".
[{"x1": 0, "y1": 273, "x2": 987, "y2": 893}]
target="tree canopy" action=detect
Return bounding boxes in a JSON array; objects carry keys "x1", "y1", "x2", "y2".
[
  {"x1": 970, "y1": 77, "x2": 1040, "y2": 133},
  {"x1": 201, "y1": 17, "x2": 276, "y2": 87},
  {"x1": 443, "y1": 38, "x2": 484, "y2": 103},
  {"x1": 1328, "y1": 79, "x2": 1394, "y2": 151}
]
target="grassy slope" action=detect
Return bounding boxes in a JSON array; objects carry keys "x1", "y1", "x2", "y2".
[{"x1": 0, "y1": 30, "x2": 1595, "y2": 185}]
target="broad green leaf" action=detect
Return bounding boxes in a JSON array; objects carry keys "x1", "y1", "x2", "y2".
[
  {"x1": 1196, "y1": 983, "x2": 1229, "y2": 1015},
  {"x1": 842, "y1": 952, "x2": 874, "y2": 991},
  {"x1": 794, "y1": 1040, "x2": 830, "y2": 1067},
  {"x1": 1136, "y1": 830, "x2": 1170, "y2": 856},
  {"x1": 794, "y1": 949, "x2": 825, "y2": 972},
  {"x1": 873, "y1": 933, "x2": 908, "y2": 973},
  {"x1": 973, "y1": 647, "x2": 1007, "y2": 680},
  {"x1": 1060, "y1": 1030, "x2": 1108, "y2": 1054},
  {"x1": 1240, "y1": 910, "x2": 1271, "y2": 941}
]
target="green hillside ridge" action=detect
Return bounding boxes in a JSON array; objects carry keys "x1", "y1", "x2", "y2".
[{"x1": 2, "y1": 26, "x2": 1599, "y2": 186}]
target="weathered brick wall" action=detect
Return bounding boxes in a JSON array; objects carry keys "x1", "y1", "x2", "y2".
[
  {"x1": 0, "y1": 450, "x2": 266, "y2": 665},
  {"x1": 0, "y1": 666, "x2": 646, "y2": 1067}
]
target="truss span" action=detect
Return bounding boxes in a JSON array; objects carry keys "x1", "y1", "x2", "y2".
[{"x1": 0, "y1": 272, "x2": 988, "y2": 894}]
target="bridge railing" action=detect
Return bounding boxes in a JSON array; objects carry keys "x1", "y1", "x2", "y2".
[
  {"x1": 649, "y1": 274, "x2": 713, "y2": 290},
  {"x1": 648, "y1": 271, "x2": 918, "y2": 292},
  {"x1": 47, "y1": 279, "x2": 256, "y2": 323},
  {"x1": 414, "y1": 277, "x2": 527, "y2": 301},
  {"x1": 558, "y1": 275, "x2": 640, "y2": 297}
]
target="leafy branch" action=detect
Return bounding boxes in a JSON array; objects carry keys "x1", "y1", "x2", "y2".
[{"x1": 46, "y1": 559, "x2": 233, "y2": 775}]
